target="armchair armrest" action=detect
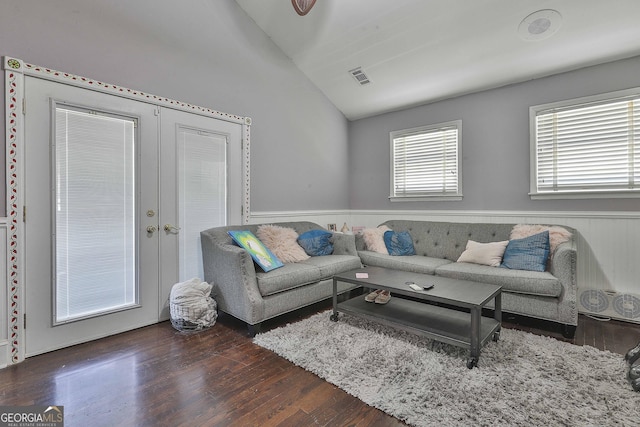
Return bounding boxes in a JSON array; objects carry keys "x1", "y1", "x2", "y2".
[
  {"x1": 549, "y1": 239, "x2": 578, "y2": 325},
  {"x1": 200, "y1": 231, "x2": 265, "y2": 324}
]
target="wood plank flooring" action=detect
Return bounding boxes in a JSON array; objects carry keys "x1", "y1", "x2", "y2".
[{"x1": 1, "y1": 300, "x2": 639, "y2": 427}]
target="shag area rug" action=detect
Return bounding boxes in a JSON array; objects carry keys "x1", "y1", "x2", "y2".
[{"x1": 253, "y1": 310, "x2": 640, "y2": 426}]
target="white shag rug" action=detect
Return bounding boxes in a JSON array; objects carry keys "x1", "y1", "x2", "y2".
[{"x1": 253, "y1": 310, "x2": 640, "y2": 427}]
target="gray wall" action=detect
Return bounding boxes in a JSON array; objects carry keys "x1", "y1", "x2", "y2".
[
  {"x1": 0, "y1": 0, "x2": 350, "y2": 214},
  {"x1": 348, "y1": 55, "x2": 640, "y2": 212}
]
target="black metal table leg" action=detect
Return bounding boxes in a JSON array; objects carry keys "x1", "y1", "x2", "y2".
[
  {"x1": 468, "y1": 306, "x2": 481, "y2": 368},
  {"x1": 330, "y1": 277, "x2": 339, "y2": 321},
  {"x1": 493, "y1": 292, "x2": 502, "y2": 341}
]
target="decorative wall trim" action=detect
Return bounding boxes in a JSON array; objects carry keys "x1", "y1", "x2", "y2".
[
  {"x1": 4, "y1": 60, "x2": 23, "y2": 365},
  {"x1": 3, "y1": 56, "x2": 251, "y2": 364},
  {"x1": 20, "y1": 61, "x2": 249, "y2": 125}
]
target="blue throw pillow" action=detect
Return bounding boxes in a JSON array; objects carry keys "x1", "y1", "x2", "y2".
[
  {"x1": 297, "y1": 229, "x2": 334, "y2": 256},
  {"x1": 500, "y1": 230, "x2": 550, "y2": 272},
  {"x1": 383, "y1": 230, "x2": 416, "y2": 256}
]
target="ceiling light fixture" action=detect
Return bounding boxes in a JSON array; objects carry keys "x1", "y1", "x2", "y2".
[
  {"x1": 292, "y1": 0, "x2": 316, "y2": 16},
  {"x1": 518, "y1": 9, "x2": 562, "y2": 41}
]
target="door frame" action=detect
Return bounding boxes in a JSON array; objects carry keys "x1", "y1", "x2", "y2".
[{"x1": 2, "y1": 56, "x2": 251, "y2": 365}]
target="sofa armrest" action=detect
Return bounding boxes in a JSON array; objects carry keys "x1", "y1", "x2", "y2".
[
  {"x1": 200, "y1": 232, "x2": 265, "y2": 324},
  {"x1": 549, "y1": 239, "x2": 578, "y2": 324},
  {"x1": 331, "y1": 232, "x2": 358, "y2": 256}
]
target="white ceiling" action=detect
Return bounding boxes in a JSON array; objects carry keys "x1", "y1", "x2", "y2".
[{"x1": 235, "y1": 0, "x2": 640, "y2": 120}]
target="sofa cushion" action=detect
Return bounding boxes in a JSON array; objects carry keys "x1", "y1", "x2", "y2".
[
  {"x1": 435, "y1": 262, "x2": 562, "y2": 297},
  {"x1": 257, "y1": 224, "x2": 310, "y2": 263},
  {"x1": 457, "y1": 239, "x2": 508, "y2": 267},
  {"x1": 362, "y1": 226, "x2": 391, "y2": 253},
  {"x1": 384, "y1": 230, "x2": 416, "y2": 256},
  {"x1": 228, "y1": 230, "x2": 284, "y2": 272},
  {"x1": 256, "y1": 263, "x2": 322, "y2": 296},
  {"x1": 501, "y1": 231, "x2": 550, "y2": 272},
  {"x1": 297, "y1": 229, "x2": 334, "y2": 256},
  {"x1": 510, "y1": 224, "x2": 572, "y2": 256},
  {"x1": 299, "y1": 255, "x2": 362, "y2": 278},
  {"x1": 358, "y1": 250, "x2": 451, "y2": 275}
]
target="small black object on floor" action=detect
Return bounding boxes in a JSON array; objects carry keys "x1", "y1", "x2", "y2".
[{"x1": 625, "y1": 341, "x2": 640, "y2": 391}]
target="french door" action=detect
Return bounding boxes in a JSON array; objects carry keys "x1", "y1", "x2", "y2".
[
  {"x1": 23, "y1": 76, "x2": 242, "y2": 356},
  {"x1": 158, "y1": 108, "x2": 242, "y2": 320}
]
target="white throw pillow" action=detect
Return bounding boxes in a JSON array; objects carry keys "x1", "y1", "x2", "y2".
[
  {"x1": 510, "y1": 224, "x2": 572, "y2": 255},
  {"x1": 256, "y1": 224, "x2": 310, "y2": 263},
  {"x1": 362, "y1": 225, "x2": 391, "y2": 254},
  {"x1": 457, "y1": 240, "x2": 509, "y2": 267}
]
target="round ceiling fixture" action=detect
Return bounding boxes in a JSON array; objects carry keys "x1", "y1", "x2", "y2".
[{"x1": 518, "y1": 9, "x2": 562, "y2": 41}]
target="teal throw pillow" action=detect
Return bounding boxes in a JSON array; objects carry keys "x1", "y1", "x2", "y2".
[
  {"x1": 383, "y1": 230, "x2": 416, "y2": 256},
  {"x1": 500, "y1": 230, "x2": 550, "y2": 272},
  {"x1": 297, "y1": 229, "x2": 334, "y2": 256},
  {"x1": 228, "y1": 230, "x2": 284, "y2": 272}
]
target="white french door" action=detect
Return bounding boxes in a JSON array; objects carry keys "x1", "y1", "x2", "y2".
[
  {"x1": 158, "y1": 108, "x2": 242, "y2": 319},
  {"x1": 23, "y1": 77, "x2": 243, "y2": 356},
  {"x1": 24, "y1": 77, "x2": 160, "y2": 356}
]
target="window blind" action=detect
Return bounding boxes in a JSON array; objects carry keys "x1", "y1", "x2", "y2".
[
  {"x1": 177, "y1": 127, "x2": 227, "y2": 282},
  {"x1": 535, "y1": 96, "x2": 640, "y2": 193},
  {"x1": 391, "y1": 122, "x2": 460, "y2": 198},
  {"x1": 55, "y1": 106, "x2": 137, "y2": 323}
]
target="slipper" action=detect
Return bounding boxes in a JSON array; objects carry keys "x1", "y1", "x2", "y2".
[
  {"x1": 375, "y1": 290, "x2": 391, "y2": 304},
  {"x1": 364, "y1": 289, "x2": 382, "y2": 302}
]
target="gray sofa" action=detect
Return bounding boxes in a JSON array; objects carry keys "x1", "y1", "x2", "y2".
[
  {"x1": 200, "y1": 221, "x2": 362, "y2": 335},
  {"x1": 356, "y1": 220, "x2": 578, "y2": 337}
]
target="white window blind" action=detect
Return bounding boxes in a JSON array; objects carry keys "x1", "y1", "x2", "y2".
[
  {"x1": 390, "y1": 120, "x2": 462, "y2": 200},
  {"x1": 533, "y1": 92, "x2": 640, "y2": 196},
  {"x1": 55, "y1": 106, "x2": 137, "y2": 323},
  {"x1": 177, "y1": 127, "x2": 227, "y2": 282}
]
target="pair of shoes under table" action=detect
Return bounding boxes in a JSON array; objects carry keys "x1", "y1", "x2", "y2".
[{"x1": 364, "y1": 289, "x2": 391, "y2": 304}]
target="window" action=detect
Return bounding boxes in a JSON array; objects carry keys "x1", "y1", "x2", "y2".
[
  {"x1": 390, "y1": 120, "x2": 462, "y2": 201},
  {"x1": 531, "y1": 89, "x2": 640, "y2": 198}
]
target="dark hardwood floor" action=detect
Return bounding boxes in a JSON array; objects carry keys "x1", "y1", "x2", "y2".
[{"x1": 1, "y1": 300, "x2": 639, "y2": 427}]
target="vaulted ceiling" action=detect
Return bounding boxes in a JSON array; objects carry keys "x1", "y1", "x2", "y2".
[{"x1": 235, "y1": 0, "x2": 640, "y2": 120}]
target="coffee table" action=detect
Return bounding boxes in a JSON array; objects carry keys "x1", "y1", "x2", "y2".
[{"x1": 331, "y1": 266, "x2": 502, "y2": 368}]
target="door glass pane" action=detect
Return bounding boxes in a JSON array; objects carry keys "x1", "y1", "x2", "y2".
[
  {"x1": 55, "y1": 107, "x2": 137, "y2": 323},
  {"x1": 178, "y1": 128, "x2": 227, "y2": 281}
]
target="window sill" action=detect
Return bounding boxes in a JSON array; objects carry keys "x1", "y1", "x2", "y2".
[
  {"x1": 389, "y1": 195, "x2": 463, "y2": 202},
  {"x1": 530, "y1": 190, "x2": 640, "y2": 200}
]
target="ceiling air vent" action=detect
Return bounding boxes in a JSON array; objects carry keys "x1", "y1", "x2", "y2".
[{"x1": 349, "y1": 67, "x2": 371, "y2": 86}]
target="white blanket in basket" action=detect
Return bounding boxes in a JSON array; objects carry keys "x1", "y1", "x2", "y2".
[{"x1": 170, "y1": 278, "x2": 217, "y2": 327}]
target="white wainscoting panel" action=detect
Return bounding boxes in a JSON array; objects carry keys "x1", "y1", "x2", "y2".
[
  {"x1": 248, "y1": 210, "x2": 352, "y2": 231},
  {"x1": 250, "y1": 209, "x2": 640, "y2": 297}
]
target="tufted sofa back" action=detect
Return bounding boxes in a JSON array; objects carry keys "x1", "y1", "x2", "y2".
[
  {"x1": 379, "y1": 220, "x2": 516, "y2": 262},
  {"x1": 201, "y1": 221, "x2": 327, "y2": 246}
]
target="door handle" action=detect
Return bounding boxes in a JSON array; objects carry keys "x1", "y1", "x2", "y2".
[
  {"x1": 146, "y1": 225, "x2": 157, "y2": 234},
  {"x1": 164, "y1": 224, "x2": 181, "y2": 233}
]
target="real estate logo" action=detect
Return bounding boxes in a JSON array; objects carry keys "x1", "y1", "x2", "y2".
[{"x1": 0, "y1": 405, "x2": 64, "y2": 427}]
